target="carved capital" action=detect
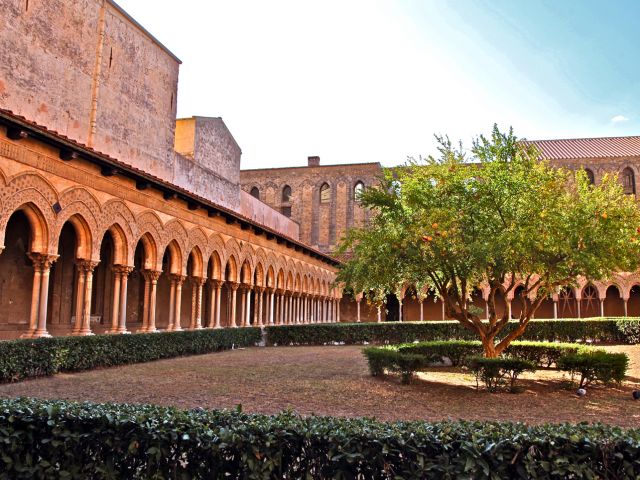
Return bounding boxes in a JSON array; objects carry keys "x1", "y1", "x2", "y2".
[
  {"x1": 191, "y1": 276, "x2": 207, "y2": 287},
  {"x1": 228, "y1": 281, "x2": 240, "y2": 291},
  {"x1": 142, "y1": 269, "x2": 162, "y2": 282},
  {"x1": 168, "y1": 274, "x2": 186, "y2": 285},
  {"x1": 209, "y1": 279, "x2": 224, "y2": 289},
  {"x1": 28, "y1": 252, "x2": 59, "y2": 271},
  {"x1": 113, "y1": 264, "x2": 134, "y2": 276},
  {"x1": 76, "y1": 259, "x2": 99, "y2": 273}
]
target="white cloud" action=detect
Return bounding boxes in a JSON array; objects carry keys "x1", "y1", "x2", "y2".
[{"x1": 611, "y1": 115, "x2": 629, "y2": 123}]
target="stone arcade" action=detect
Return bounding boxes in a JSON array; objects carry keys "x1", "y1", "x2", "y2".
[{"x1": 0, "y1": 0, "x2": 340, "y2": 339}]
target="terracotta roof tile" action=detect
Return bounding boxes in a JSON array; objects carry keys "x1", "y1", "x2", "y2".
[{"x1": 525, "y1": 136, "x2": 640, "y2": 160}]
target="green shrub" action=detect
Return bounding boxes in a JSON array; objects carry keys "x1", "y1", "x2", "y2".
[
  {"x1": 398, "y1": 340, "x2": 592, "y2": 369},
  {"x1": 0, "y1": 328, "x2": 262, "y2": 383},
  {"x1": 466, "y1": 356, "x2": 537, "y2": 393},
  {"x1": 616, "y1": 318, "x2": 640, "y2": 344},
  {"x1": 362, "y1": 346, "x2": 426, "y2": 383},
  {"x1": 265, "y1": 318, "x2": 630, "y2": 347},
  {"x1": 0, "y1": 398, "x2": 638, "y2": 479},
  {"x1": 399, "y1": 340, "x2": 483, "y2": 366},
  {"x1": 558, "y1": 351, "x2": 629, "y2": 388}
]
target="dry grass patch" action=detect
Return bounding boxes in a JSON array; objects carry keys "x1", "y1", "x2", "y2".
[{"x1": 0, "y1": 345, "x2": 638, "y2": 426}]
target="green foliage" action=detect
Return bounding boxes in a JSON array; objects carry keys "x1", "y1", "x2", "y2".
[
  {"x1": 399, "y1": 340, "x2": 482, "y2": 366},
  {"x1": 616, "y1": 318, "x2": 640, "y2": 344},
  {"x1": 337, "y1": 125, "x2": 640, "y2": 356},
  {"x1": 265, "y1": 318, "x2": 630, "y2": 347},
  {"x1": 466, "y1": 356, "x2": 537, "y2": 393},
  {"x1": 0, "y1": 328, "x2": 262, "y2": 383},
  {"x1": 398, "y1": 339, "x2": 592, "y2": 368},
  {"x1": 0, "y1": 398, "x2": 638, "y2": 479},
  {"x1": 362, "y1": 347, "x2": 426, "y2": 383},
  {"x1": 558, "y1": 351, "x2": 629, "y2": 388}
]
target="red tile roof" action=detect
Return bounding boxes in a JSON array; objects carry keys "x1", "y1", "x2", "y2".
[{"x1": 525, "y1": 136, "x2": 640, "y2": 160}]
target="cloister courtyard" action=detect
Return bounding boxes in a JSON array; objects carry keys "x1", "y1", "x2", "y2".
[{"x1": 1, "y1": 343, "x2": 638, "y2": 428}]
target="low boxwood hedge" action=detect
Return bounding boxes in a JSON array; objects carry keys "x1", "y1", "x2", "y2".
[
  {"x1": 0, "y1": 398, "x2": 638, "y2": 479},
  {"x1": 466, "y1": 356, "x2": 537, "y2": 392},
  {"x1": 558, "y1": 351, "x2": 629, "y2": 388},
  {"x1": 0, "y1": 328, "x2": 262, "y2": 383},
  {"x1": 398, "y1": 340, "x2": 593, "y2": 368},
  {"x1": 265, "y1": 318, "x2": 637, "y2": 346}
]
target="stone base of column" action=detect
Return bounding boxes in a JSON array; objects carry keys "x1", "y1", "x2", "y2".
[
  {"x1": 20, "y1": 331, "x2": 34, "y2": 339},
  {"x1": 71, "y1": 329, "x2": 94, "y2": 336},
  {"x1": 167, "y1": 325, "x2": 182, "y2": 332},
  {"x1": 31, "y1": 329, "x2": 51, "y2": 338}
]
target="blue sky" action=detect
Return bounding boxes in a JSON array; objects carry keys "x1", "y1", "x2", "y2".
[{"x1": 116, "y1": 0, "x2": 640, "y2": 168}]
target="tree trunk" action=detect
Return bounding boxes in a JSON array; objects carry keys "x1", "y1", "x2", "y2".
[{"x1": 481, "y1": 337, "x2": 498, "y2": 358}]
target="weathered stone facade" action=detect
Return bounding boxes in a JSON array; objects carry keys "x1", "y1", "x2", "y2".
[
  {"x1": 240, "y1": 158, "x2": 381, "y2": 253},
  {"x1": 0, "y1": 0, "x2": 340, "y2": 339}
]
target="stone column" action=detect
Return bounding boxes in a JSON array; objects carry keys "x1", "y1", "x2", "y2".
[
  {"x1": 377, "y1": 305, "x2": 382, "y2": 323},
  {"x1": 245, "y1": 286, "x2": 252, "y2": 326},
  {"x1": 356, "y1": 298, "x2": 361, "y2": 323},
  {"x1": 26, "y1": 257, "x2": 42, "y2": 335},
  {"x1": 600, "y1": 299, "x2": 605, "y2": 318},
  {"x1": 229, "y1": 282, "x2": 239, "y2": 327},
  {"x1": 211, "y1": 280, "x2": 223, "y2": 328},
  {"x1": 239, "y1": 286, "x2": 247, "y2": 327},
  {"x1": 72, "y1": 260, "x2": 98, "y2": 336},
  {"x1": 168, "y1": 274, "x2": 185, "y2": 331},
  {"x1": 624, "y1": 297, "x2": 629, "y2": 317},
  {"x1": 506, "y1": 300, "x2": 512, "y2": 321},
  {"x1": 337, "y1": 299, "x2": 341, "y2": 323},
  {"x1": 72, "y1": 261, "x2": 86, "y2": 334},
  {"x1": 419, "y1": 300, "x2": 424, "y2": 322},
  {"x1": 398, "y1": 298, "x2": 403, "y2": 322},
  {"x1": 107, "y1": 267, "x2": 122, "y2": 333},
  {"x1": 268, "y1": 289, "x2": 274, "y2": 325},
  {"x1": 139, "y1": 270, "x2": 160, "y2": 332},
  {"x1": 275, "y1": 291, "x2": 281, "y2": 325},
  {"x1": 254, "y1": 288, "x2": 261, "y2": 325},
  {"x1": 190, "y1": 277, "x2": 205, "y2": 329},
  {"x1": 441, "y1": 301, "x2": 445, "y2": 320},
  {"x1": 23, "y1": 253, "x2": 58, "y2": 338},
  {"x1": 553, "y1": 300, "x2": 558, "y2": 319},
  {"x1": 207, "y1": 280, "x2": 216, "y2": 328},
  {"x1": 116, "y1": 266, "x2": 133, "y2": 333}
]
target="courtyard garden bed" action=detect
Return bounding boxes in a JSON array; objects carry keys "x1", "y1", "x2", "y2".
[
  {"x1": 0, "y1": 345, "x2": 638, "y2": 427},
  {"x1": 364, "y1": 340, "x2": 630, "y2": 391}
]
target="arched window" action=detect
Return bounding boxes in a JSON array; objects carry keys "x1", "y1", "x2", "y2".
[
  {"x1": 250, "y1": 187, "x2": 260, "y2": 200},
  {"x1": 320, "y1": 183, "x2": 331, "y2": 204},
  {"x1": 282, "y1": 185, "x2": 292, "y2": 203},
  {"x1": 353, "y1": 181, "x2": 364, "y2": 201},
  {"x1": 622, "y1": 167, "x2": 635, "y2": 195},
  {"x1": 584, "y1": 168, "x2": 595, "y2": 185}
]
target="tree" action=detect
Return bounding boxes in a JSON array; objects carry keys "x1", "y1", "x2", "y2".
[{"x1": 337, "y1": 125, "x2": 640, "y2": 357}]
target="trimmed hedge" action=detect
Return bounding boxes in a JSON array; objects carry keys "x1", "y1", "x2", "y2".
[
  {"x1": 265, "y1": 318, "x2": 637, "y2": 346},
  {"x1": 398, "y1": 340, "x2": 592, "y2": 368},
  {"x1": 0, "y1": 328, "x2": 262, "y2": 383},
  {"x1": 558, "y1": 351, "x2": 629, "y2": 388},
  {"x1": 362, "y1": 346, "x2": 426, "y2": 384},
  {"x1": 466, "y1": 356, "x2": 536, "y2": 392},
  {"x1": 0, "y1": 398, "x2": 639, "y2": 479},
  {"x1": 617, "y1": 318, "x2": 640, "y2": 344}
]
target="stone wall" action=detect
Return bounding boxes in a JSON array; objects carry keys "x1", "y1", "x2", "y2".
[
  {"x1": 240, "y1": 160, "x2": 381, "y2": 253},
  {"x1": 239, "y1": 191, "x2": 300, "y2": 240},
  {"x1": 0, "y1": 0, "x2": 180, "y2": 180}
]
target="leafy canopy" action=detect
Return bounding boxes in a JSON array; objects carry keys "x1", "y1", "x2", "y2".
[{"x1": 337, "y1": 125, "x2": 640, "y2": 355}]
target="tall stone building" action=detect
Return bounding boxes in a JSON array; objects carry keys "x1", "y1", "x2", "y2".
[
  {"x1": 242, "y1": 138, "x2": 640, "y2": 322},
  {"x1": 0, "y1": 0, "x2": 341, "y2": 339},
  {"x1": 240, "y1": 157, "x2": 381, "y2": 254}
]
